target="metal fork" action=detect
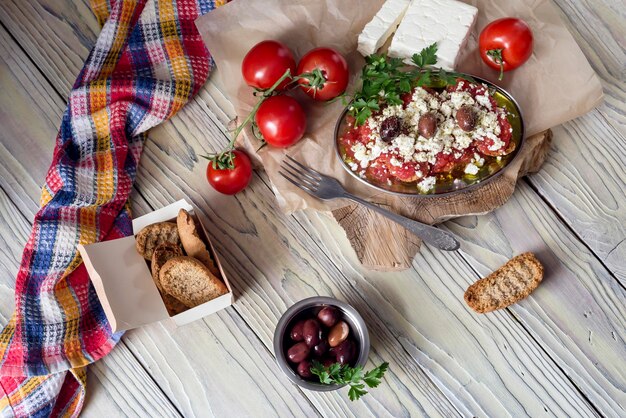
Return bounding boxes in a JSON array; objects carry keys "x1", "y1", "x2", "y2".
[{"x1": 279, "y1": 156, "x2": 461, "y2": 251}]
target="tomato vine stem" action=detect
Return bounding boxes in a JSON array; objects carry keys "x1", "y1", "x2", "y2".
[
  {"x1": 201, "y1": 66, "x2": 329, "y2": 169},
  {"x1": 486, "y1": 48, "x2": 505, "y2": 81}
]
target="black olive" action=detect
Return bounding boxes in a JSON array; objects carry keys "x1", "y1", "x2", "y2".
[
  {"x1": 456, "y1": 105, "x2": 476, "y2": 132},
  {"x1": 379, "y1": 116, "x2": 402, "y2": 142}
]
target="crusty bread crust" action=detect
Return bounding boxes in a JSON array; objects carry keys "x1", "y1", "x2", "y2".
[
  {"x1": 151, "y1": 243, "x2": 183, "y2": 293},
  {"x1": 160, "y1": 256, "x2": 228, "y2": 308},
  {"x1": 464, "y1": 252, "x2": 543, "y2": 313},
  {"x1": 150, "y1": 243, "x2": 189, "y2": 315},
  {"x1": 162, "y1": 294, "x2": 189, "y2": 315},
  {"x1": 135, "y1": 222, "x2": 180, "y2": 260},
  {"x1": 177, "y1": 209, "x2": 220, "y2": 277}
]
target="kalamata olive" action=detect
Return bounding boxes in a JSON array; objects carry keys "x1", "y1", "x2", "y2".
[
  {"x1": 317, "y1": 306, "x2": 340, "y2": 327},
  {"x1": 290, "y1": 320, "x2": 305, "y2": 341},
  {"x1": 380, "y1": 116, "x2": 402, "y2": 142},
  {"x1": 456, "y1": 105, "x2": 476, "y2": 132},
  {"x1": 328, "y1": 321, "x2": 350, "y2": 347},
  {"x1": 297, "y1": 360, "x2": 313, "y2": 379},
  {"x1": 418, "y1": 112, "x2": 437, "y2": 138},
  {"x1": 303, "y1": 319, "x2": 322, "y2": 347},
  {"x1": 321, "y1": 356, "x2": 336, "y2": 367},
  {"x1": 334, "y1": 339, "x2": 356, "y2": 365},
  {"x1": 287, "y1": 342, "x2": 310, "y2": 363},
  {"x1": 312, "y1": 340, "x2": 329, "y2": 357}
]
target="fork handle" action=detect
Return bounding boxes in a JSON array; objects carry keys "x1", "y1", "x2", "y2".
[{"x1": 342, "y1": 193, "x2": 461, "y2": 251}]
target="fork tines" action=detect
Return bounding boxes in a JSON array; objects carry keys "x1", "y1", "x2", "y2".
[{"x1": 279, "y1": 155, "x2": 322, "y2": 195}]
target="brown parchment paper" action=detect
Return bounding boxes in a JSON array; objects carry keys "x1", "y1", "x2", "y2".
[{"x1": 196, "y1": 0, "x2": 603, "y2": 215}]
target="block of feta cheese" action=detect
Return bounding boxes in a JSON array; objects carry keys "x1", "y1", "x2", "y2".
[
  {"x1": 388, "y1": 0, "x2": 478, "y2": 70},
  {"x1": 357, "y1": 0, "x2": 412, "y2": 57}
]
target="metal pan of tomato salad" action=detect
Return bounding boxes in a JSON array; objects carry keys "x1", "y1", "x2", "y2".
[{"x1": 335, "y1": 75, "x2": 524, "y2": 197}]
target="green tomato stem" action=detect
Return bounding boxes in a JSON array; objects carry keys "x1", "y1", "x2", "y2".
[
  {"x1": 226, "y1": 68, "x2": 292, "y2": 150},
  {"x1": 486, "y1": 48, "x2": 505, "y2": 81}
]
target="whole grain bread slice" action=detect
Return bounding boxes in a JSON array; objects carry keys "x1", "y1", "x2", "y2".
[
  {"x1": 150, "y1": 243, "x2": 189, "y2": 315},
  {"x1": 162, "y1": 294, "x2": 189, "y2": 316},
  {"x1": 464, "y1": 252, "x2": 543, "y2": 313},
  {"x1": 177, "y1": 209, "x2": 220, "y2": 277},
  {"x1": 151, "y1": 242, "x2": 183, "y2": 293},
  {"x1": 160, "y1": 256, "x2": 228, "y2": 308},
  {"x1": 136, "y1": 222, "x2": 180, "y2": 260}
]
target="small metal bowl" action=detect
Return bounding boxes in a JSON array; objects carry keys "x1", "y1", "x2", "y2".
[
  {"x1": 273, "y1": 296, "x2": 370, "y2": 391},
  {"x1": 334, "y1": 75, "x2": 525, "y2": 197}
]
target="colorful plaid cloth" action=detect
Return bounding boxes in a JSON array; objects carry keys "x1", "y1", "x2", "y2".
[{"x1": 0, "y1": 0, "x2": 221, "y2": 415}]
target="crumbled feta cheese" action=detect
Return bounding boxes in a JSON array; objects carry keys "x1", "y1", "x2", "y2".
[
  {"x1": 392, "y1": 134, "x2": 415, "y2": 159},
  {"x1": 475, "y1": 94, "x2": 492, "y2": 110},
  {"x1": 440, "y1": 102, "x2": 452, "y2": 117},
  {"x1": 389, "y1": 157, "x2": 403, "y2": 167},
  {"x1": 382, "y1": 105, "x2": 404, "y2": 118},
  {"x1": 417, "y1": 176, "x2": 436, "y2": 192},
  {"x1": 473, "y1": 153, "x2": 485, "y2": 167},
  {"x1": 414, "y1": 151, "x2": 429, "y2": 162},
  {"x1": 452, "y1": 127, "x2": 472, "y2": 149},
  {"x1": 449, "y1": 91, "x2": 474, "y2": 109},
  {"x1": 464, "y1": 163, "x2": 479, "y2": 175}
]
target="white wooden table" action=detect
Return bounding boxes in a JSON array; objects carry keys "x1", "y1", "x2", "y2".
[{"x1": 0, "y1": 0, "x2": 624, "y2": 416}]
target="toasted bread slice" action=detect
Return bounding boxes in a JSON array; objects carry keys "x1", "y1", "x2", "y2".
[
  {"x1": 160, "y1": 256, "x2": 228, "y2": 308},
  {"x1": 151, "y1": 243, "x2": 183, "y2": 293},
  {"x1": 464, "y1": 252, "x2": 543, "y2": 313},
  {"x1": 162, "y1": 294, "x2": 189, "y2": 316},
  {"x1": 177, "y1": 209, "x2": 220, "y2": 277},
  {"x1": 136, "y1": 222, "x2": 180, "y2": 260},
  {"x1": 150, "y1": 243, "x2": 189, "y2": 315}
]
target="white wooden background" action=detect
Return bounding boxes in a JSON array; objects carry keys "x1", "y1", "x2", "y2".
[{"x1": 0, "y1": 0, "x2": 624, "y2": 416}]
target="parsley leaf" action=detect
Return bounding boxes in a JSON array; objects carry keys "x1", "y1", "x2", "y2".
[
  {"x1": 311, "y1": 361, "x2": 389, "y2": 401},
  {"x1": 411, "y1": 43, "x2": 438, "y2": 68},
  {"x1": 348, "y1": 384, "x2": 368, "y2": 401},
  {"x1": 347, "y1": 42, "x2": 477, "y2": 126},
  {"x1": 363, "y1": 362, "x2": 389, "y2": 388}
]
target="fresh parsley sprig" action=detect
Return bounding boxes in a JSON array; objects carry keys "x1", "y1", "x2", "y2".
[
  {"x1": 310, "y1": 361, "x2": 389, "y2": 401},
  {"x1": 349, "y1": 43, "x2": 474, "y2": 125}
]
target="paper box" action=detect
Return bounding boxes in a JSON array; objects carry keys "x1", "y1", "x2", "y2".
[{"x1": 78, "y1": 200, "x2": 233, "y2": 332}]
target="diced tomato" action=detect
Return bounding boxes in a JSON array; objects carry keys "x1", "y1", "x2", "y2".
[
  {"x1": 401, "y1": 92, "x2": 412, "y2": 108},
  {"x1": 380, "y1": 154, "x2": 429, "y2": 182},
  {"x1": 366, "y1": 160, "x2": 391, "y2": 184},
  {"x1": 340, "y1": 121, "x2": 373, "y2": 154},
  {"x1": 432, "y1": 147, "x2": 474, "y2": 174}
]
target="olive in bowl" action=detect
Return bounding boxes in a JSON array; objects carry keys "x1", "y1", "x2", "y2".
[{"x1": 273, "y1": 296, "x2": 370, "y2": 391}]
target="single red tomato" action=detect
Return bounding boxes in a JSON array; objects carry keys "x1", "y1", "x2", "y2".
[
  {"x1": 242, "y1": 40, "x2": 296, "y2": 90},
  {"x1": 297, "y1": 47, "x2": 349, "y2": 101},
  {"x1": 206, "y1": 150, "x2": 252, "y2": 195},
  {"x1": 255, "y1": 95, "x2": 307, "y2": 148},
  {"x1": 479, "y1": 18, "x2": 533, "y2": 80}
]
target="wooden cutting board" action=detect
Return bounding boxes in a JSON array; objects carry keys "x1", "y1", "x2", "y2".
[{"x1": 331, "y1": 130, "x2": 552, "y2": 271}]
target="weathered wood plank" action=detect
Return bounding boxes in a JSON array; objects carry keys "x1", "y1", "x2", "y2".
[
  {"x1": 527, "y1": 113, "x2": 626, "y2": 282},
  {"x1": 123, "y1": 310, "x2": 321, "y2": 418},
  {"x1": 119, "y1": 67, "x2": 615, "y2": 415},
  {"x1": 552, "y1": 0, "x2": 626, "y2": 134},
  {"x1": 0, "y1": 188, "x2": 182, "y2": 418},
  {"x1": 0, "y1": 26, "x2": 324, "y2": 417},
  {"x1": 4, "y1": 0, "x2": 624, "y2": 282},
  {"x1": 301, "y1": 207, "x2": 625, "y2": 417},
  {"x1": 1, "y1": 1, "x2": 620, "y2": 416},
  {"x1": 0, "y1": 10, "x2": 465, "y2": 416},
  {"x1": 133, "y1": 142, "x2": 462, "y2": 417},
  {"x1": 441, "y1": 182, "x2": 626, "y2": 416}
]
